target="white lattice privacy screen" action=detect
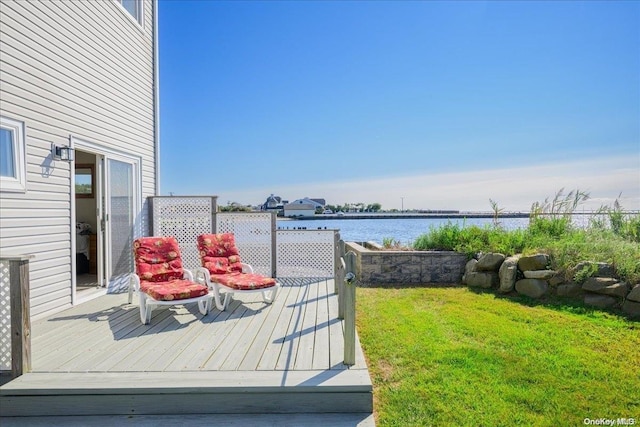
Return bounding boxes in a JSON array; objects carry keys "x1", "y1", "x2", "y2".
[
  {"x1": 276, "y1": 230, "x2": 337, "y2": 278},
  {"x1": 216, "y1": 212, "x2": 274, "y2": 277},
  {"x1": 149, "y1": 200, "x2": 337, "y2": 279},
  {"x1": 0, "y1": 259, "x2": 11, "y2": 372},
  {"x1": 150, "y1": 197, "x2": 217, "y2": 270}
]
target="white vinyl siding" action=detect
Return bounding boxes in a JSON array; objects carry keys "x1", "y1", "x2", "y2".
[
  {"x1": 0, "y1": 116, "x2": 26, "y2": 192},
  {"x1": 0, "y1": 0, "x2": 157, "y2": 318}
]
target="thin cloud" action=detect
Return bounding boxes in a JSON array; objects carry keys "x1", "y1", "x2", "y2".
[{"x1": 217, "y1": 155, "x2": 640, "y2": 212}]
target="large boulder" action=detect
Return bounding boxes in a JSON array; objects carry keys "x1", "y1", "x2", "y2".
[
  {"x1": 573, "y1": 261, "x2": 615, "y2": 278},
  {"x1": 582, "y1": 278, "x2": 629, "y2": 298},
  {"x1": 584, "y1": 294, "x2": 618, "y2": 309},
  {"x1": 626, "y1": 284, "x2": 640, "y2": 303},
  {"x1": 515, "y1": 279, "x2": 548, "y2": 298},
  {"x1": 476, "y1": 253, "x2": 505, "y2": 272},
  {"x1": 523, "y1": 270, "x2": 556, "y2": 280},
  {"x1": 462, "y1": 259, "x2": 478, "y2": 284},
  {"x1": 548, "y1": 273, "x2": 566, "y2": 287},
  {"x1": 518, "y1": 254, "x2": 549, "y2": 272},
  {"x1": 498, "y1": 256, "x2": 519, "y2": 293},
  {"x1": 465, "y1": 272, "x2": 498, "y2": 289},
  {"x1": 557, "y1": 283, "x2": 582, "y2": 298},
  {"x1": 621, "y1": 300, "x2": 640, "y2": 318}
]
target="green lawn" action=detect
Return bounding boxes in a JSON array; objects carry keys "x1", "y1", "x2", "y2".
[{"x1": 356, "y1": 286, "x2": 640, "y2": 426}]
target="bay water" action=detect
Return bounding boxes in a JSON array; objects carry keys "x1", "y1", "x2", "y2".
[
  {"x1": 277, "y1": 215, "x2": 599, "y2": 245},
  {"x1": 277, "y1": 217, "x2": 530, "y2": 245}
]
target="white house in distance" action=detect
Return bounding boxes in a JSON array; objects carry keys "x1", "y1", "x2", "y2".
[
  {"x1": 283, "y1": 197, "x2": 326, "y2": 217},
  {"x1": 0, "y1": 0, "x2": 159, "y2": 319}
]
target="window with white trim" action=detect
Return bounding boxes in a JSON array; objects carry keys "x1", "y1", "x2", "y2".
[
  {"x1": 117, "y1": 0, "x2": 143, "y2": 25},
  {"x1": 0, "y1": 116, "x2": 26, "y2": 193}
]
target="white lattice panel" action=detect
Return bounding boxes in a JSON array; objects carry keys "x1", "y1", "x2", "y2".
[
  {"x1": 216, "y1": 213, "x2": 274, "y2": 276},
  {"x1": 276, "y1": 230, "x2": 336, "y2": 278},
  {"x1": 151, "y1": 197, "x2": 215, "y2": 270},
  {"x1": 0, "y1": 260, "x2": 11, "y2": 372}
]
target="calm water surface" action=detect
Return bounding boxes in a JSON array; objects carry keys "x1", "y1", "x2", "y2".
[{"x1": 277, "y1": 217, "x2": 531, "y2": 245}]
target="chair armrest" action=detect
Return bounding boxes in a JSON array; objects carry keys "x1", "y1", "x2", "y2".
[
  {"x1": 128, "y1": 273, "x2": 141, "y2": 304},
  {"x1": 183, "y1": 269, "x2": 194, "y2": 281},
  {"x1": 195, "y1": 267, "x2": 212, "y2": 284},
  {"x1": 241, "y1": 263, "x2": 254, "y2": 273}
]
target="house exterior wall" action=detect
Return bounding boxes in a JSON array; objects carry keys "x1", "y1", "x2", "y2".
[
  {"x1": 0, "y1": 0, "x2": 157, "y2": 318},
  {"x1": 283, "y1": 204, "x2": 316, "y2": 217}
]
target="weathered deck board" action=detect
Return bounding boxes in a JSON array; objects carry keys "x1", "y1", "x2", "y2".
[
  {"x1": 294, "y1": 274, "x2": 321, "y2": 370},
  {"x1": 274, "y1": 280, "x2": 312, "y2": 370},
  {"x1": 313, "y1": 279, "x2": 332, "y2": 370},
  {"x1": 256, "y1": 282, "x2": 306, "y2": 370},
  {"x1": 165, "y1": 297, "x2": 247, "y2": 371}
]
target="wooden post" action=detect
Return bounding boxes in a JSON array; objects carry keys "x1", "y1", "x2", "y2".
[
  {"x1": 337, "y1": 240, "x2": 346, "y2": 319},
  {"x1": 9, "y1": 256, "x2": 32, "y2": 377},
  {"x1": 343, "y1": 251, "x2": 356, "y2": 366},
  {"x1": 270, "y1": 211, "x2": 277, "y2": 278},
  {"x1": 333, "y1": 233, "x2": 342, "y2": 294}
]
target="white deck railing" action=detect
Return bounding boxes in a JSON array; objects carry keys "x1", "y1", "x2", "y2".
[{"x1": 0, "y1": 255, "x2": 32, "y2": 378}]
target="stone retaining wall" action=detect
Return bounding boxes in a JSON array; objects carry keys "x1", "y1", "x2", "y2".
[
  {"x1": 346, "y1": 242, "x2": 467, "y2": 285},
  {"x1": 462, "y1": 252, "x2": 640, "y2": 318}
]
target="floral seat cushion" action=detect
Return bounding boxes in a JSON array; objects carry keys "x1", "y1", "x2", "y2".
[
  {"x1": 134, "y1": 236, "x2": 208, "y2": 301},
  {"x1": 140, "y1": 279, "x2": 209, "y2": 301},
  {"x1": 134, "y1": 236, "x2": 185, "y2": 282},
  {"x1": 198, "y1": 233, "x2": 277, "y2": 290},
  {"x1": 210, "y1": 272, "x2": 277, "y2": 290},
  {"x1": 198, "y1": 234, "x2": 243, "y2": 273}
]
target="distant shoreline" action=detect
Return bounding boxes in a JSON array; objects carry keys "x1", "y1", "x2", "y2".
[
  {"x1": 287, "y1": 212, "x2": 528, "y2": 220},
  {"x1": 283, "y1": 211, "x2": 620, "y2": 220}
]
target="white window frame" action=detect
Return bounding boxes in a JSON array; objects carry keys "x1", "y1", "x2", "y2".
[
  {"x1": 114, "y1": 0, "x2": 144, "y2": 27},
  {"x1": 0, "y1": 116, "x2": 27, "y2": 193}
]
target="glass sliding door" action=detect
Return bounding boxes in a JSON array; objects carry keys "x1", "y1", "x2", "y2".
[{"x1": 105, "y1": 158, "x2": 137, "y2": 293}]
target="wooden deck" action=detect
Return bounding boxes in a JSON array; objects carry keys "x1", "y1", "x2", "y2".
[{"x1": 1, "y1": 278, "x2": 373, "y2": 418}]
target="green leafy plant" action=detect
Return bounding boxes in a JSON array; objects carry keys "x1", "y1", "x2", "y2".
[
  {"x1": 489, "y1": 198, "x2": 504, "y2": 228},
  {"x1": 382, "y1": 237, "x2": 399, "y2": 248},
  {"x1": 573, "y1": 262, "x2": 598, "y2": 284}
]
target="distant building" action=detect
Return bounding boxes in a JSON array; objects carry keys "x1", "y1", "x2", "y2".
[
  {"x1": 283, "y1": 197, "x2": 326, "y2": 218},
  {"x1": 261, "y1": 194, "x2": 287, "y2": 211},
  {"x1": 289, "y1": 197, "x2": 325, "y2": 209},
  {"x1": 283, "y1": 202, "x2": 316, "y2": 217}
]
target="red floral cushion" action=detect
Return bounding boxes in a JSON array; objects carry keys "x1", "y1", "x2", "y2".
[
  {"x1": 133, "y1": 237, "x2": 185, "y2": 282},
  {"x1": 198, "y1": 234, "x2": 243, "y2": 273},
  {"x1": 210, "y1": 272, "x2": 276, "y2": 290},
  {"x1": 140, "y1": 279, "x2": 209, "y2": 301}
]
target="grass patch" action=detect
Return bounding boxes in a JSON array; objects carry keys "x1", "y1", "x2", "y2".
[{"x1": 357, "y1": 286, "x2": 640, "y2": 426}]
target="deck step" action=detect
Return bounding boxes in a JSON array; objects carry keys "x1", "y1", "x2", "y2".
[
  {"x1": 0, "y1": 370, "x2": 373, "y2": 417},
  {"x1": 1, "y1": 413, "x2": 375, "y2": 426}
]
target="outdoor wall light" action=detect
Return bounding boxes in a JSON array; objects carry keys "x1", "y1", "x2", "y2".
[{"x1": 51, "y1": 143, "x2": 74, "y2": 162}]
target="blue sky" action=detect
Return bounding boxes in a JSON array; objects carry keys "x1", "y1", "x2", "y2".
[{"x1": 159, "y1": 0, "x2": 639, "y2": 211}]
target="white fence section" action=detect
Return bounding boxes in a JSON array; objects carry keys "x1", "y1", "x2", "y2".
[
  {"x1": 216, "y1": 212, "x2": 274, "y2": 277},
  {"x1": 149, "y1": 197, "x2": 337, "y2": 279},
  {"x1": 0, "y1": 259, "x2": 10, "y2": 372},
  {"x1": 276, "y1": 230, "x2": 336, "y2": 278},
  {"x1": 149, "y1": 197, "x2": 216, "y2": 270}
]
